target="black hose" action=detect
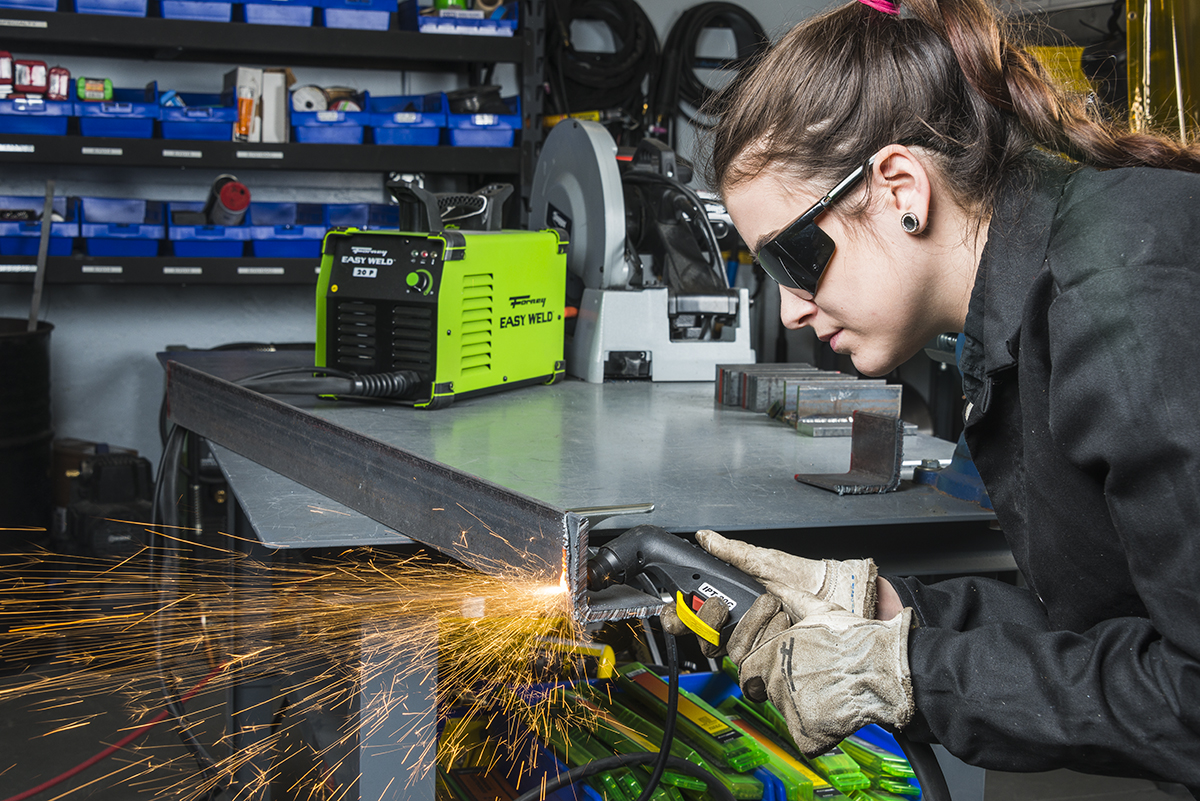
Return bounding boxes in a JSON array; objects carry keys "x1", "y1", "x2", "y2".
[
  {"x1": 634, "y1": 631, "x2": 678, "y2": 801},
  {"x1": 650, "y1": 3, "x2": 767, "y2": 144},
  {"x1": 236, "y1": 368, "x2": 422, "y2": 400},
  {"x1": 894, "y1": 732, "x2": 953, "y2": 801},
  {"x1": 546, "y1": 0, "x2": 659, "y2": 133}
]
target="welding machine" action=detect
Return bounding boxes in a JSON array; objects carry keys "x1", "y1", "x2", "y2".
[{"x1": 316, "y1": 227, "x2": 568, "y2": 409}]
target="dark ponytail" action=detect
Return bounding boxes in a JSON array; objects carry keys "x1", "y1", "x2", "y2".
[{"x1": 704, "y1": 0, "x2": 1200, "y2": 216}]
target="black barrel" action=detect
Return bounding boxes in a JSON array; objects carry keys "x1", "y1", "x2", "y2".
[{"x1": 0, "y1": 318, "x2": 53, "y2": 544}]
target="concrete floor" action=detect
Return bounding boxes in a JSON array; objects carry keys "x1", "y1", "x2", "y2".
[{"x1": 0, "y1": 665, "x2": 1190, "y2": 801}]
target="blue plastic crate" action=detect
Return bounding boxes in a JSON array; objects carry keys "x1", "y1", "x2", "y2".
[
  {"x1": 167, "y1": 201, "x2": 251, "y2": 257},
  {"x1": 292, "y1": 92, "x2": 368, "y2": 144},
  {"x1": 0, "y1": 97, "x2": 72, "y2": 136},
  {"x1": 77, "y1": 87, "x2": 159, "y2": 139},
  {"x1": 247, "y1": 202, "x2": 326, "y2": 258},
  {"x1": 160, "y1": 91, "x2": 237, "y2": 140},
  {"x1": 243, "y1": 0, "x2": 317, "y2": 26},
  {"x1": 446, "y1": 94, "x2": 519, "y2": 147},
  {"x1": 0, "y1": 0, "x2": 56, "y2": 9},
  {"x1": 80, "y1": 197, "x2": 165, "y2": 256},
  {"x1": 75, "y1": 0, "x2": 147, "y2": 15},
  {"x1": 324, "y1": 203, "x2": 369, "y2": 229},
  {"x1": 369, "y1": 92, "x2": 445, "y2": 146},
  {"x1": 399, "y1": 0, "x2": 516, "y2": 35},
  {"x1": 160, "y1": 0, "x2": 232, "y2": 20},
  {"x1": 366, "y1": 203, "x2": 400, "y2": 229},
  {"x1": 0, "y1": 195, "x2": 78, "y2": 257},
  {"x1": 320, "y1": 0, "x2": 394, "y2": 29}
]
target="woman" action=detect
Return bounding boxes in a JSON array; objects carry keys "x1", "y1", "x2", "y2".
[{"x1": 681, "y1": 0, "x2": 1200, "y2": 789}]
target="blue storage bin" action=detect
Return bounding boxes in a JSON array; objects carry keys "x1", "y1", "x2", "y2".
[
  {"x1": 399, "y1": 0, "x2": 517, "y2": 35},
  {"x1": 0, "y1": 196, "x2": 78, "y2": 257},
  {"x1": 80, "y1": 197, "x2": 165, "y2": 256},
  {"x1": 369, "y1": 92, "x2": 445, "y2": 146},
  {"x1": 77, "y1": 87, "x2": 159, "y2": 139},
  {"x1": 0, "y1": 0, "x2": 57, "y2": 9},
  {"x1": 320, "y1": 0, "x2": 394, "y2": 30},
  {"x1": 292, "y1": 92, "x2": 368, "y2": 144},
  {"x1": 243, "y1": 0, "x2": 317, "y2": 26},
  {"x1": 167, "y1": 201, "x2": 251, "y2": 257},
  {"x1": 446, "y1": 94, "x2": 519, "y2": 147},
  {"x1": 324, "y1": 203, "x2": 369, "y2": 228},
  {"x1": 75, "y1": 0, "x2": 147, "y2": 15},
  {"x1": 365, "y1": 203, "x2": 400, "y2": 229},
  {"x1": 247, "y1": 202, "x2": 326, "y2": 258},
  {"x1": 0, "y1": 97, "x2": 73, "y2": 136},
  {"x1": 160, "y1": 0, "x2": 232, "y2": 20},
  {"x1": 160, "y1": 92, "x2": 238, "y2": 141}
]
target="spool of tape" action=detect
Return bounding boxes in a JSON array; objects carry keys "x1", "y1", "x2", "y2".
[
  {"x1": 291, "y1": 85, "x2": 328, "y2": 112},
  {"x1": 475, "y1": 0, "x2": 502, "y2": 11}
]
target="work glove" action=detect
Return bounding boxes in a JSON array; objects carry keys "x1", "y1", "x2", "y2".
[
  {"x1": 697, "y1": 530, "x2": 878, "y2": 618},
  {"x1": 731, "y1": 584, "x2": 915, "y2": 757}
]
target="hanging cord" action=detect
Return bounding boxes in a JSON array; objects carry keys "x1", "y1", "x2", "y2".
[
  {"x1": 649, "y1": 3, "x2": 767, "y2": 145},
  {"x1": 546, "y1": 0, "x2": 659, "y2": 136}
]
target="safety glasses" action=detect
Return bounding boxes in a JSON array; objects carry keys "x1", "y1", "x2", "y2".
[{"x1": 754, "y1": 157, "x2": 874, "y2": 298}]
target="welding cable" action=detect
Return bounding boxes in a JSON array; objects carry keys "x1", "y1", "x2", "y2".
[
  {"x1": 1, "y1": 661, "x2": 226, "y2": 801},
  {"x1": 545, "y1": 0, "x2": 659, "y2": 129},
  {"x1": 648, "y1": 3, "x2": 766, "y2": 141},
  {"x1": 511, "y1": 633, "x2": 706, "y2": 801},
  {"x1": 235, "y1": 366, "x2": 422, "y2": 400},
  {"x1": 894, "y1": 734, "x2": 953, "y2": 801}
]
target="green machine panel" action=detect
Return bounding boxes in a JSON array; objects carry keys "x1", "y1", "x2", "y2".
[{"x1": 317, "y1": 227, "x2": 568, "y2": 409}]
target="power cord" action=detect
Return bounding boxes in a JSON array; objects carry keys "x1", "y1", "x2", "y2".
[{"x1": 235, "y1": 366, "x2": 422, "y2": 400}]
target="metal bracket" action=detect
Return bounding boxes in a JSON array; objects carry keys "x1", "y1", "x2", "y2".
[{"x1": 794, "y1": 411, "x2": 904, "y2": 495}]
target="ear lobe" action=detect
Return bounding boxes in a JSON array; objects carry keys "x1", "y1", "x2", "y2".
[{"x1": 873, "y1": 145, "x2": 932, "y2": 231}]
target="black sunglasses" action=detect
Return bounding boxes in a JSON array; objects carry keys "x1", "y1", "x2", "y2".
[{"x1": 754, "y1": 157, "x2": 875, "y2": 297}]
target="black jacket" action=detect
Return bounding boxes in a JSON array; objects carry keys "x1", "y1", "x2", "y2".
[{"x1": 889, "y1": 155, "x2": 1200, "y2": 786}]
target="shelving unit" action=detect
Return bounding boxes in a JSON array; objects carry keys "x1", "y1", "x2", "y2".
[{"x1": 0, "y1": 2, "x2": 545, "y2": 285}]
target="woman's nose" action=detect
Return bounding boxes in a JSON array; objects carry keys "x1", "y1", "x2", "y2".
[{"x1": 779, "y1": 288, "x2": 816, "y2": 330}]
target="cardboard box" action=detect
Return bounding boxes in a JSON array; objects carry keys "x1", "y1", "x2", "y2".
[{"x1": 261, "y1": 69, "x2": 291, "y2": 143}]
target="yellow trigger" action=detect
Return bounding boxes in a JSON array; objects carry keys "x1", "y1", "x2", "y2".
[{"x1": 676, "y1": 591, "x2": 721, "y2": 647}]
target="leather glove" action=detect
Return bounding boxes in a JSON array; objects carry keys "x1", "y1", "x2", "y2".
[
  {"x1": 697, "y1": 530, "x2": 878, "y2": 618},
  {"x1": 731, "y1": 584, "x2": 915, "y2": 757}
]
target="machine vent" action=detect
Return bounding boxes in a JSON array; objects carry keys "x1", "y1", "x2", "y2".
[
  {"x1": 391, "y1": 302, "x2": 436, "y2": 376},
  {"x1": 460, "y1": 273, "x2": 494, "y2": 375},
  {"x1": 334, "y1": 300, "x2": 379, "y2": 370}
]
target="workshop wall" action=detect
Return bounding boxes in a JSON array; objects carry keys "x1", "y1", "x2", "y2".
[{"x1": 4, "y1": 0, "x2": 835, "y2": 470}]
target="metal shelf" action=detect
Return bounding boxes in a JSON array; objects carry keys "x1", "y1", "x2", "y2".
[
  {"x1": 0, "y1": 9, "x2": 524, "y2": 69},
  {"x1": 0, "y1": 254, "x2": 321, "y2": 284},
  {"x1": 0, "y1": 134, "x2": 522, "y2": 173}
]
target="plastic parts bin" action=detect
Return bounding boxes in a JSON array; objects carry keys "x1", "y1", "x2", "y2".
[
  {"x1": 80, "y1": 197, "x2": 165, "y2": 257},
  {"x1": 324, "y1": 203, "x2": 369, "y2": 229},
  {"x1": 160, "y1": 0, "x2": 232, "y2": 21},
  {"x1": 243, "y1": 0, "x2": 317, "y2": 26},
  {"x1": 292, "y1": 92, "x2": 369, "y2": 144},
  {"x1": 0, "y1": 196, "x2": 77, "y2": 257},
  {"x1": 74, "y1": 0, "x2": 148, "y2": 16},
  {"x1": 247, "y1": 202, "x2": 326, "y2": 258},
  {"x1": 76, "y1": 86, "x2": 159, "y2": 138},
  {"x1": 159, "y1": 91, "x2": 238, "y2": 140},
  {"x1": 446, "y1": 94, "x2": 519, "y2": 147},
  {"x1": 319, "y1": 0, "x2": 395, "y2": 30},
  {"x1": 0, "y1": 97, "x2": 72, "y2": 136},
  {"x1": 167, "y1": 201, "x2": 251, "y2": 257},
  {"x1": 0, "y1": 0, "x2": 57, "y2": 10},
  {"x1": 398, "y1": 0, "x2": 517, "y2": 35},
  {"x1": 369, "y1": 92, "x2": 445, "y2": 146}
]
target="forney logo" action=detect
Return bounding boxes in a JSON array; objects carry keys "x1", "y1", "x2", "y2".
[
  {"x1": 351, "y1": 247, "x2": 387, "y2": 256},
  {"x1": 509, "y1": 295, "x2": 547, "y2": 309},
  {"x1": 696, "y1": 582, "x2": 738, "y2": 610}
]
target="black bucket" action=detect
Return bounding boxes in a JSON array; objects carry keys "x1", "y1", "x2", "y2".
[{"x1": 0, "y1": 318, "x2": 53, "y2": 543}]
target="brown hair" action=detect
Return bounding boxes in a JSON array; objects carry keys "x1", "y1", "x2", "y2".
[{"x1": 704, "y1": 0, "x2": 1200, "y2": 217}]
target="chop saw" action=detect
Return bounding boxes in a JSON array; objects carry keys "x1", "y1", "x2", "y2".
[{"x1": 530, "y1": 120, "x2": 755, "y2": 382}]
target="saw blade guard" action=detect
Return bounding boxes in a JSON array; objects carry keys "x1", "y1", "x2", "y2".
[{"x1": 530, "y1": 119, "x2": 630, "y2": 290}]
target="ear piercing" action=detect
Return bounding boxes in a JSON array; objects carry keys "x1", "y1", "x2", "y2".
[{"x1": 901, "y1": 212, "x2": 921, "y2": 234}]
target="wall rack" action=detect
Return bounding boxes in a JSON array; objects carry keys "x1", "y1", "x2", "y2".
[{"x1": 0, "y1": 254, "x2": 321, "y2": 285}]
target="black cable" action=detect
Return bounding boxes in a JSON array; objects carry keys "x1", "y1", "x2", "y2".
[
  {"x1": 546, "y1": 0, "x2": 659, "y2": 135},
  {"x1": 622, "y1": 170, "x2": 727, "y2": 283},
  {"x1": 650, "y1": 3, "x2": 767, "y2": 145},
  {"x1": 894, "y1": 733, "x2": 953, "y2": 801},
  {"x1": 635, "y1": 631, "x2": 678, "y2": 801},
  {"x1": 234, "y1": 367, "x2": 422, "y2": 400}
]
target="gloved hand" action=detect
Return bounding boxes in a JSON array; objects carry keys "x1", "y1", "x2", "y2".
[
  {"x1": 697, "y1": 530, "x2": 878, "y2": 618},
  {"x1": 660, "y1": 589, "x2": 790, "y2": 659},
  {"x1": 730, "y1": 584, "x2": 915, "y2": 757}
]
